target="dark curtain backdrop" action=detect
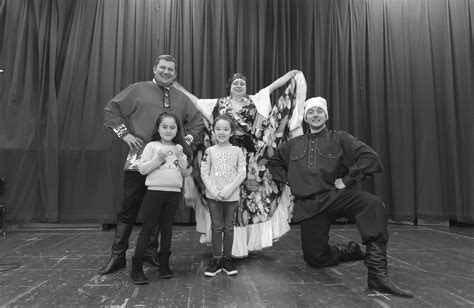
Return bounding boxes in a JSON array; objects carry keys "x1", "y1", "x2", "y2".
[{"x1": 0, "y1": 0, "x2": 473, "y2": 224}]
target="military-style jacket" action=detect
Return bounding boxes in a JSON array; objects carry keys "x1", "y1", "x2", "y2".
[{"x1": 267, "y1": 127, "x2": 383, "y2": 222}]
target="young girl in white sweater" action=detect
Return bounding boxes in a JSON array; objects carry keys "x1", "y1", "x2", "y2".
[
  {"x1": 131, "y1": 112, "x2": 191, "y2": 284},
  {"x1": 201, "y1": 115, "x2": 246, "y2": 276}
]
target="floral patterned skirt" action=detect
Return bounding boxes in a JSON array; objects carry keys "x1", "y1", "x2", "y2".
[
  {"x1": 188, "y1": 80, "x2": 305, "y2": 257},
  {"x1": 235, "y1": 151, "x2": 281, "y2": 226}
]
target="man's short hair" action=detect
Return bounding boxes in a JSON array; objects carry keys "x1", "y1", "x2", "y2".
[{"x1": 154, "y1": 55, "x2": 178, "y2": 71}]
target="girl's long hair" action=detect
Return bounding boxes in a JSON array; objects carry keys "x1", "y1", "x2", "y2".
[{"x1": 151, "y1": 111, "x2": 193, "y2": 162}]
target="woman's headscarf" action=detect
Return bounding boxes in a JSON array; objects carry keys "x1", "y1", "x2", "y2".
[{"x1": 226, "y1": 73, "x2": 248, "y2": 94}]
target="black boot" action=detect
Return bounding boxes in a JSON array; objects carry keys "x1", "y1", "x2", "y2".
[
  {"x1": 336, "y1": 241, "x2": 365, "y2": 262},
  {"x1": 158, "y1": 251, "x2": 174, "y2": 279},
  {"x1": 365, "y1": 241, "x2": 413, "y2": 298},
  {"x1": 143, "y1": 226, "x2": 160, "y2": 267},
  {"x1": 99, "y1": 222, "x2": 134, "y2": 275},
  {"x1": 131, "y1": 257, "x2": 148, "y2": 285}
]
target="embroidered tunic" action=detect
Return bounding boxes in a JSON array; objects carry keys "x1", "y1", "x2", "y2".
[
  {"x1": 104, "y1": 81, "x2": 204, "y2": 170},
  {"x1": 267, "y1": 128, "x2": 383, "y2": 222}
]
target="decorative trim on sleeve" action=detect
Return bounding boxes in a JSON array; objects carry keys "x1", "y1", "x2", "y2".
[{"x1": 113, "y1": 124, "x2": 130, "y2": 139}]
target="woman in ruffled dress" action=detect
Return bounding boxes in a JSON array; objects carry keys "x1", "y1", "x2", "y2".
[{"x1": 175, "y1": 70, "x2": 307, "y2": 257}]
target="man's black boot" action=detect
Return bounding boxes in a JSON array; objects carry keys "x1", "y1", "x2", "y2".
[
  {"x1": 99, "y1": 222, "x2": 133, "y2": 275},
  {"x1": 336, "y1": 241, "x2": 365, "y2": 262},
  {"x1": 365, "y1": 241, "x2": 413, "y2": 298}
]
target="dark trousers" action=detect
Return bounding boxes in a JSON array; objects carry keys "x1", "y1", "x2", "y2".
[
  {"x1": 133, "y1": 190, "x2": 179, "y2": 258},
  {"x1": 208, "y1": 199, "x2": 239, "y2": 258},
  {"x1": 300, "y1": 189, "x2": 388, "y2": 267},
  {"x1": 116, "y1": 171, "x2": 147, "y2": 224}
]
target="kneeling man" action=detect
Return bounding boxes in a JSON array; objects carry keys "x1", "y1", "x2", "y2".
[{"x1": 267, "y1": 97, "x2": 413, "y2": 298}]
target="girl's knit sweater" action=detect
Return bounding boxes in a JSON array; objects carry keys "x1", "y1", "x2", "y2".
[
  {"x1": 138, "y1": 141, "x2": 190, "y2": 192},
  {"x1": 201, "y1": 144, "x2": 246, "y2": 201}
]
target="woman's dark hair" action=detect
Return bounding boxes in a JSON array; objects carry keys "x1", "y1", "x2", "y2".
[
  {"x1": 151, "y1": 111, "x2": 192, "y2": 162},
  {"x1": 226, "y1": 73, "x2": 249, "y2": 94},
  {"x1": 212, "y1": 114, "x2": 237, "y2": 145}
]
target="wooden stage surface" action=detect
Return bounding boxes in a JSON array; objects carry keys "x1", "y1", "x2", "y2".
[{"x1": 0, "y1": 223, "x2": 473, "y2": 307}]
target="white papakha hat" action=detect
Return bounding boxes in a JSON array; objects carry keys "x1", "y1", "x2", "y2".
[{"x1": 304, "y1": 96, "x2": 328, "y2": 120}]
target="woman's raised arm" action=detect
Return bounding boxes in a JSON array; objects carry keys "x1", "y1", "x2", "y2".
[
  {"x1": 173, "y1": 81, "x2": 217, "y2": 121},
  {"x1": 266, "y1": 70, "x2": 300, "y2": 94}
]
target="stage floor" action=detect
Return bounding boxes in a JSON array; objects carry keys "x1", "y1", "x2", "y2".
[{"x1": 1, "y1": 223, "x2": 473, "y2": 307}]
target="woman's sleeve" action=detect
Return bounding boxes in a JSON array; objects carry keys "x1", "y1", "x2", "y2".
[
  {"x1": 286, "y1": 72, "x2": 307, "y2": 138},
  {"x1": 197, "y1": 99, "x2": 219, "y2": 121},
  {"x1": 248, "y1": 87, "x2": 273, "y2": 137},
  {"x1": 249, "y1": 87, "x2": 272, "y2": 118}
]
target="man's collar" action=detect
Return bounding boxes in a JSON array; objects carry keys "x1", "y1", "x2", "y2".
[
  {"x1": 153, "y1": 78, "x2": 172, "y2": 90},
  {"x1": 308, "y1": 126, "x2": 328, "y2": 137}
]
